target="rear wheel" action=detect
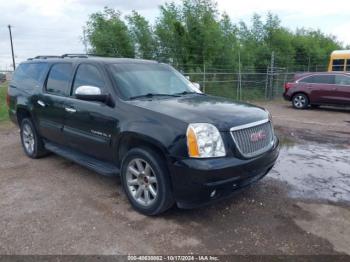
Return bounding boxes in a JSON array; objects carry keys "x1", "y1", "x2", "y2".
[
  {"x1": 292, "y1": 93, "x2": 309, "y2": 109},
  {"x1": 20, "y1": 118, "x2": 48, "y2": 158},
  {"x1": 121, "y1": 147, "x2": 174, "y2": 215}
]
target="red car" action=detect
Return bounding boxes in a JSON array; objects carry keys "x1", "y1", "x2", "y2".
[{"x1": 283, "y1": 72, "x2": 350, "y2": 109}]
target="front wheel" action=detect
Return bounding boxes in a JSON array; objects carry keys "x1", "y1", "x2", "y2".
[
  {"x1": 121, "y1": 147, "x2": 174, "y2": 215},
  {"x1": 292, "y1": 93, "x2": 309, "y2": 109}
]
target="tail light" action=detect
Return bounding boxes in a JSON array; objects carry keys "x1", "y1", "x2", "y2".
[{"x1": 284, "y1": 82, "x2": 293, "y2": 91}]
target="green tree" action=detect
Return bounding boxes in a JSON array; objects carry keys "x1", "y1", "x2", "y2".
[
  {"x1": 127, "y1": 10, "x2": 156, "y2": 59},
  {"x1": 86, "y1": 7, "x2": 134, "y2": 57}
]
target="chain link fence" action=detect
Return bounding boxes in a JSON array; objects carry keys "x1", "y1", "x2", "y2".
[
  {"x1": 178, "y1": 64, "x2": 329, "y2": 101},
  {"x1": 0, "y1": 70, "x2": 12, "y2": 83}
]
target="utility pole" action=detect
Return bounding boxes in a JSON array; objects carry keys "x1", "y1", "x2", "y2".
[{"x1": 8, "y1": 25, "x2": 16, "y2": 70}]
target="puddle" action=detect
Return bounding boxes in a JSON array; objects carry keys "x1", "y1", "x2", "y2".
[{"x1": 269, "y1": 140, "x2": 350, "y2": 203}]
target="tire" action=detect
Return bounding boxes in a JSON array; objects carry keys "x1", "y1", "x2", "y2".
[
  {"x1": 292, "y1": 93, "x2": 309, "y2": 109},
  {"x1": 121, "y1": 147, "x2": 174, "y2": 216},
  {"x1": 20, "y1": 118, "x2": 48, "y2": 159}
]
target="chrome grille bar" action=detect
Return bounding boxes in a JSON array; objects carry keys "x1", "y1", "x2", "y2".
[{"x1": 230, "y1": 119, "x2": 274, "y2": 158}]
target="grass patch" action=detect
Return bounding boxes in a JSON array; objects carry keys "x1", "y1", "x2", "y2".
[{"x1": 0, "y1": 82, "x2": 9, "y2": 122}]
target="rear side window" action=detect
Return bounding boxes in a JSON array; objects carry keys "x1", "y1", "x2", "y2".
[
  {"x1": 46, "y1": 63, "x2": 73, "y2": 96},
  {"x1": 72, "y1": 64, "x2": 105, "y2": 94},
  {"x1": 332, "y1": 59, "x2": 345, "y2": 71},
  {"x1": 12, "y1": 63, "x2": 48, "y2": 90},
  {"x1": 346, "y1": 60, "x2": 350, "y2": 71},
  {"x1": 299, "y1": 75, "x2": 335, "y2": 84},
  {"x1": 335, "y1": 75, "x2": 350, "y2": 86}
]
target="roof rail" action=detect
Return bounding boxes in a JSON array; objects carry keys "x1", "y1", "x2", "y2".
[
  {"x1": 27, "y1": 55, "x2": 62, "y2": 60},
  {"x1": 61, "y1": 54, "x2": 89, "y2": 58}
]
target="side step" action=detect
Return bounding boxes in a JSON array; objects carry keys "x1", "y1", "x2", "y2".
[{"x1": 44, "y1": 142, "x2": 120, "y2": 176}]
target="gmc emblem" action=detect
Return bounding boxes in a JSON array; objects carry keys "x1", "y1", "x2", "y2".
[{"x1": 250, "y1": 130, "x2": 267, "y2": 142}]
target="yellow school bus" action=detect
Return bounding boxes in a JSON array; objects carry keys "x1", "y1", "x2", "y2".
[{"x1": 328, "y1": 50, "x2": 350, "y2": 72}]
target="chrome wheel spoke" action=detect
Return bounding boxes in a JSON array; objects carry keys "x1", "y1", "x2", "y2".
[
  {"x1": 127, "y1": 179, "x2": 138, "y2": 186},
  {"x1": 128, "y1": 166, "x2": 140, "y2": 177},
  {"x1": 135, "y1": 185, "x2": 144, "y2": 199},
  {"x1": 148, "y1": 184, "x2": 157, "y2": 197},
  {"x1": 148, "y1": 176, "x2": 157, "y2": 184},
  {"x1": 144, "y1": 189, "x2": 150, "y2": 204},
  {"x1": 144, "y1": 164, "x2": 151, "y2": 176},
  {"x1": 135, "y1": 159, "x2": 144, "y2": 172}
]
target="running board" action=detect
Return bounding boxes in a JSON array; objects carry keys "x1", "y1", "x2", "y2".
[{"x1": 44, "y1": 142, "x2": 120, "y2": 176}]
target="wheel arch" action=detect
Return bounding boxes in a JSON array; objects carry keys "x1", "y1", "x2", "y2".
[
  {"x1": 117, "y1": 132, "x2": 170, "y2": 166},
  {"x1": 292, "y1": 91, "x2": 310, "y2": 101},
  {"x1": 16, "y1": 106, "x2": 32, "y2": 126}
]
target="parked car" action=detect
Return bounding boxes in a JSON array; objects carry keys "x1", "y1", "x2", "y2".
[
  {"x1": 7, "y1": 54, "x2": 279, "y2": 215},
  {"x1": 284, "y1": 72, "x2": 350, "y2": 109}
]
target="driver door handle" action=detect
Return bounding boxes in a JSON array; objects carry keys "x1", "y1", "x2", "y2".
[
  {"x1": 65, "y1": 107, "x2": 77, "y2": 113},
  {"x1": 37, "y1": 100, "x2": 46, "y2": 107}
]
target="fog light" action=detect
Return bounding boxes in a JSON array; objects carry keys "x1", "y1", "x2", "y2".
[{"x1": 210, "y1": 190, "x2": 216, "y2": 198}]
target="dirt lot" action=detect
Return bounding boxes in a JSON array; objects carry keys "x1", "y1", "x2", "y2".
[{"x1": 0, "y1": 101, "x2": 349, "y2": 255}]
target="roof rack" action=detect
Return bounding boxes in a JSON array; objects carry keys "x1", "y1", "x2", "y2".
[
  {"x1": 61, "y1": 54, "x2": 89, "y2": 58},
  {"x1": 27, "y1": 55, "x2": 62, "y2": 60}
]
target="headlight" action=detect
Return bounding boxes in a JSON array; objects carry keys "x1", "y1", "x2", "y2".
[{"x1": 186, "y1": 123, "x2": 226, "y2": 158}]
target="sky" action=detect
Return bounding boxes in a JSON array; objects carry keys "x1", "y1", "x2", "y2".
[{"x1": 0, "y1": 0, "x2": 350, "y2": 70}]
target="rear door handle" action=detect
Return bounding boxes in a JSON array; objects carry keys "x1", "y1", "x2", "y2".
[
  {"x1": 37, "y1": 100, "x2": 46, "y2": 107},
  {"x1": 65, "y1": 107, "x2": 77, "y2": 113}
]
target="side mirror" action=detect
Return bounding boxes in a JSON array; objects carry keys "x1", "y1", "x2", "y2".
[
  {"x1": 192, "y1": 82, "x2": 201, "y2": 91},
  {"x1": 75, "y1": 85, "x2": 109, "y2": 103}
]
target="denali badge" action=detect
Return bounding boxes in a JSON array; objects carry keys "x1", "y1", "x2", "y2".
[{"x1": 250, "y1": 130, "x2": 266, "y2": 142}]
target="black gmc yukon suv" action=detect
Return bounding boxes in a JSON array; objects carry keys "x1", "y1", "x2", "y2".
[{"x1": 7, "y1": 55, "x2": 279, "y2": 215}]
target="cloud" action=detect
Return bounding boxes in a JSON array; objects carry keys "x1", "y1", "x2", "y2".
[
  {"x1": 0, "y1": 0, "x2": 349, "y2": 70},
  {"x1": 73, "y1": 0, "x2": 169, "y2": 11}
]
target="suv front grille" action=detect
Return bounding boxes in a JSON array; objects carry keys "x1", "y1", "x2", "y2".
[{"x1": 230, "y1": 119, "x2": 274, "y2": 158}]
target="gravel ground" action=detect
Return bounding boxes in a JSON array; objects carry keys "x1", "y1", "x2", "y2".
[{"x1": 0, "y1": 102, "x2": 349, "y2": 255}]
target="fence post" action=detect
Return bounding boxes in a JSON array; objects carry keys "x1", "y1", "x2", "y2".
[
  {"x1": 237, "y1": 49, "x2": 242, "y2": 100},
  {"x1": 268, "y1": 51, "x2": 275, "y2": 100},
  {"x1": 265, "y1": 66, "x2": 269, "y2": 100},
  {"x1": 203, "y1": 63, "x2": 206, "y2": 93}
]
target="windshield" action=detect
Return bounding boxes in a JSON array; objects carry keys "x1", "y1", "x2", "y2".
[{"x1": 108, "y1": 63, "x2": 201, "y2": 100}]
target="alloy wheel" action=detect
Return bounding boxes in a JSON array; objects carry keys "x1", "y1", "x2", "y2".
[
  {"x1": 126, "y1": 158, "x2": 158, "y2": 207},
  {"x1": 293, "y1": 95, "x2": 307, "y2": 108},
  {"x1": 22, "y1": 123, "x2": 35, "y2": 155}
]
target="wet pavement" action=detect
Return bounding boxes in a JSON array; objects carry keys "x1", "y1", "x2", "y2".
[{"x1": 271, "y1": 137, "x2": 350, "y2": 203}]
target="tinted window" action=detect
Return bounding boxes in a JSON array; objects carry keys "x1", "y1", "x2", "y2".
[
  {"x1": 335, "y1": 75, "x2": 350, "y2": 86},
  {"x1": 346, "y1": 60, "x2": 350, "y2": 71},
  {"x1": 332, "y1": 59, "x2": 345, "y2": 71},
  {"x1": 73, "y1": 64, "x2": 105, "y2": 94},
  {"x1": 46, "y1": 63, "x2": 72, "y2": 96},
  {"x1": 12, "y1": 63, "x2": 48, "y2": 90},
  {"x1": 299, "y1": 75, "x2": 334, "y2": 84},
  {"x1": 109, "y1": 63, "x2": 198, "y2": 99}
]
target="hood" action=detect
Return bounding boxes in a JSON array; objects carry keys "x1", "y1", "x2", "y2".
[{"x1": 128, "y1": 94, "x2": 269, "y2": 131}]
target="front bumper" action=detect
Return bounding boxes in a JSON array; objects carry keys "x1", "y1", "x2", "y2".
[
  {"x1": 168, "y1": 138, "x2": 280, "y2": 209},
  {"x1": 283, "y1": 92, "x2": 291, "y2": 101}
]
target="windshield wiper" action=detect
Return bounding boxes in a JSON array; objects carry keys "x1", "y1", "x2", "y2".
[
  {"x1": 173, "y1": 91, "x2": 205, "y2": 96},
  {"x1": 129, "y1": 93, "x2": 180, "y2": 100}
]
